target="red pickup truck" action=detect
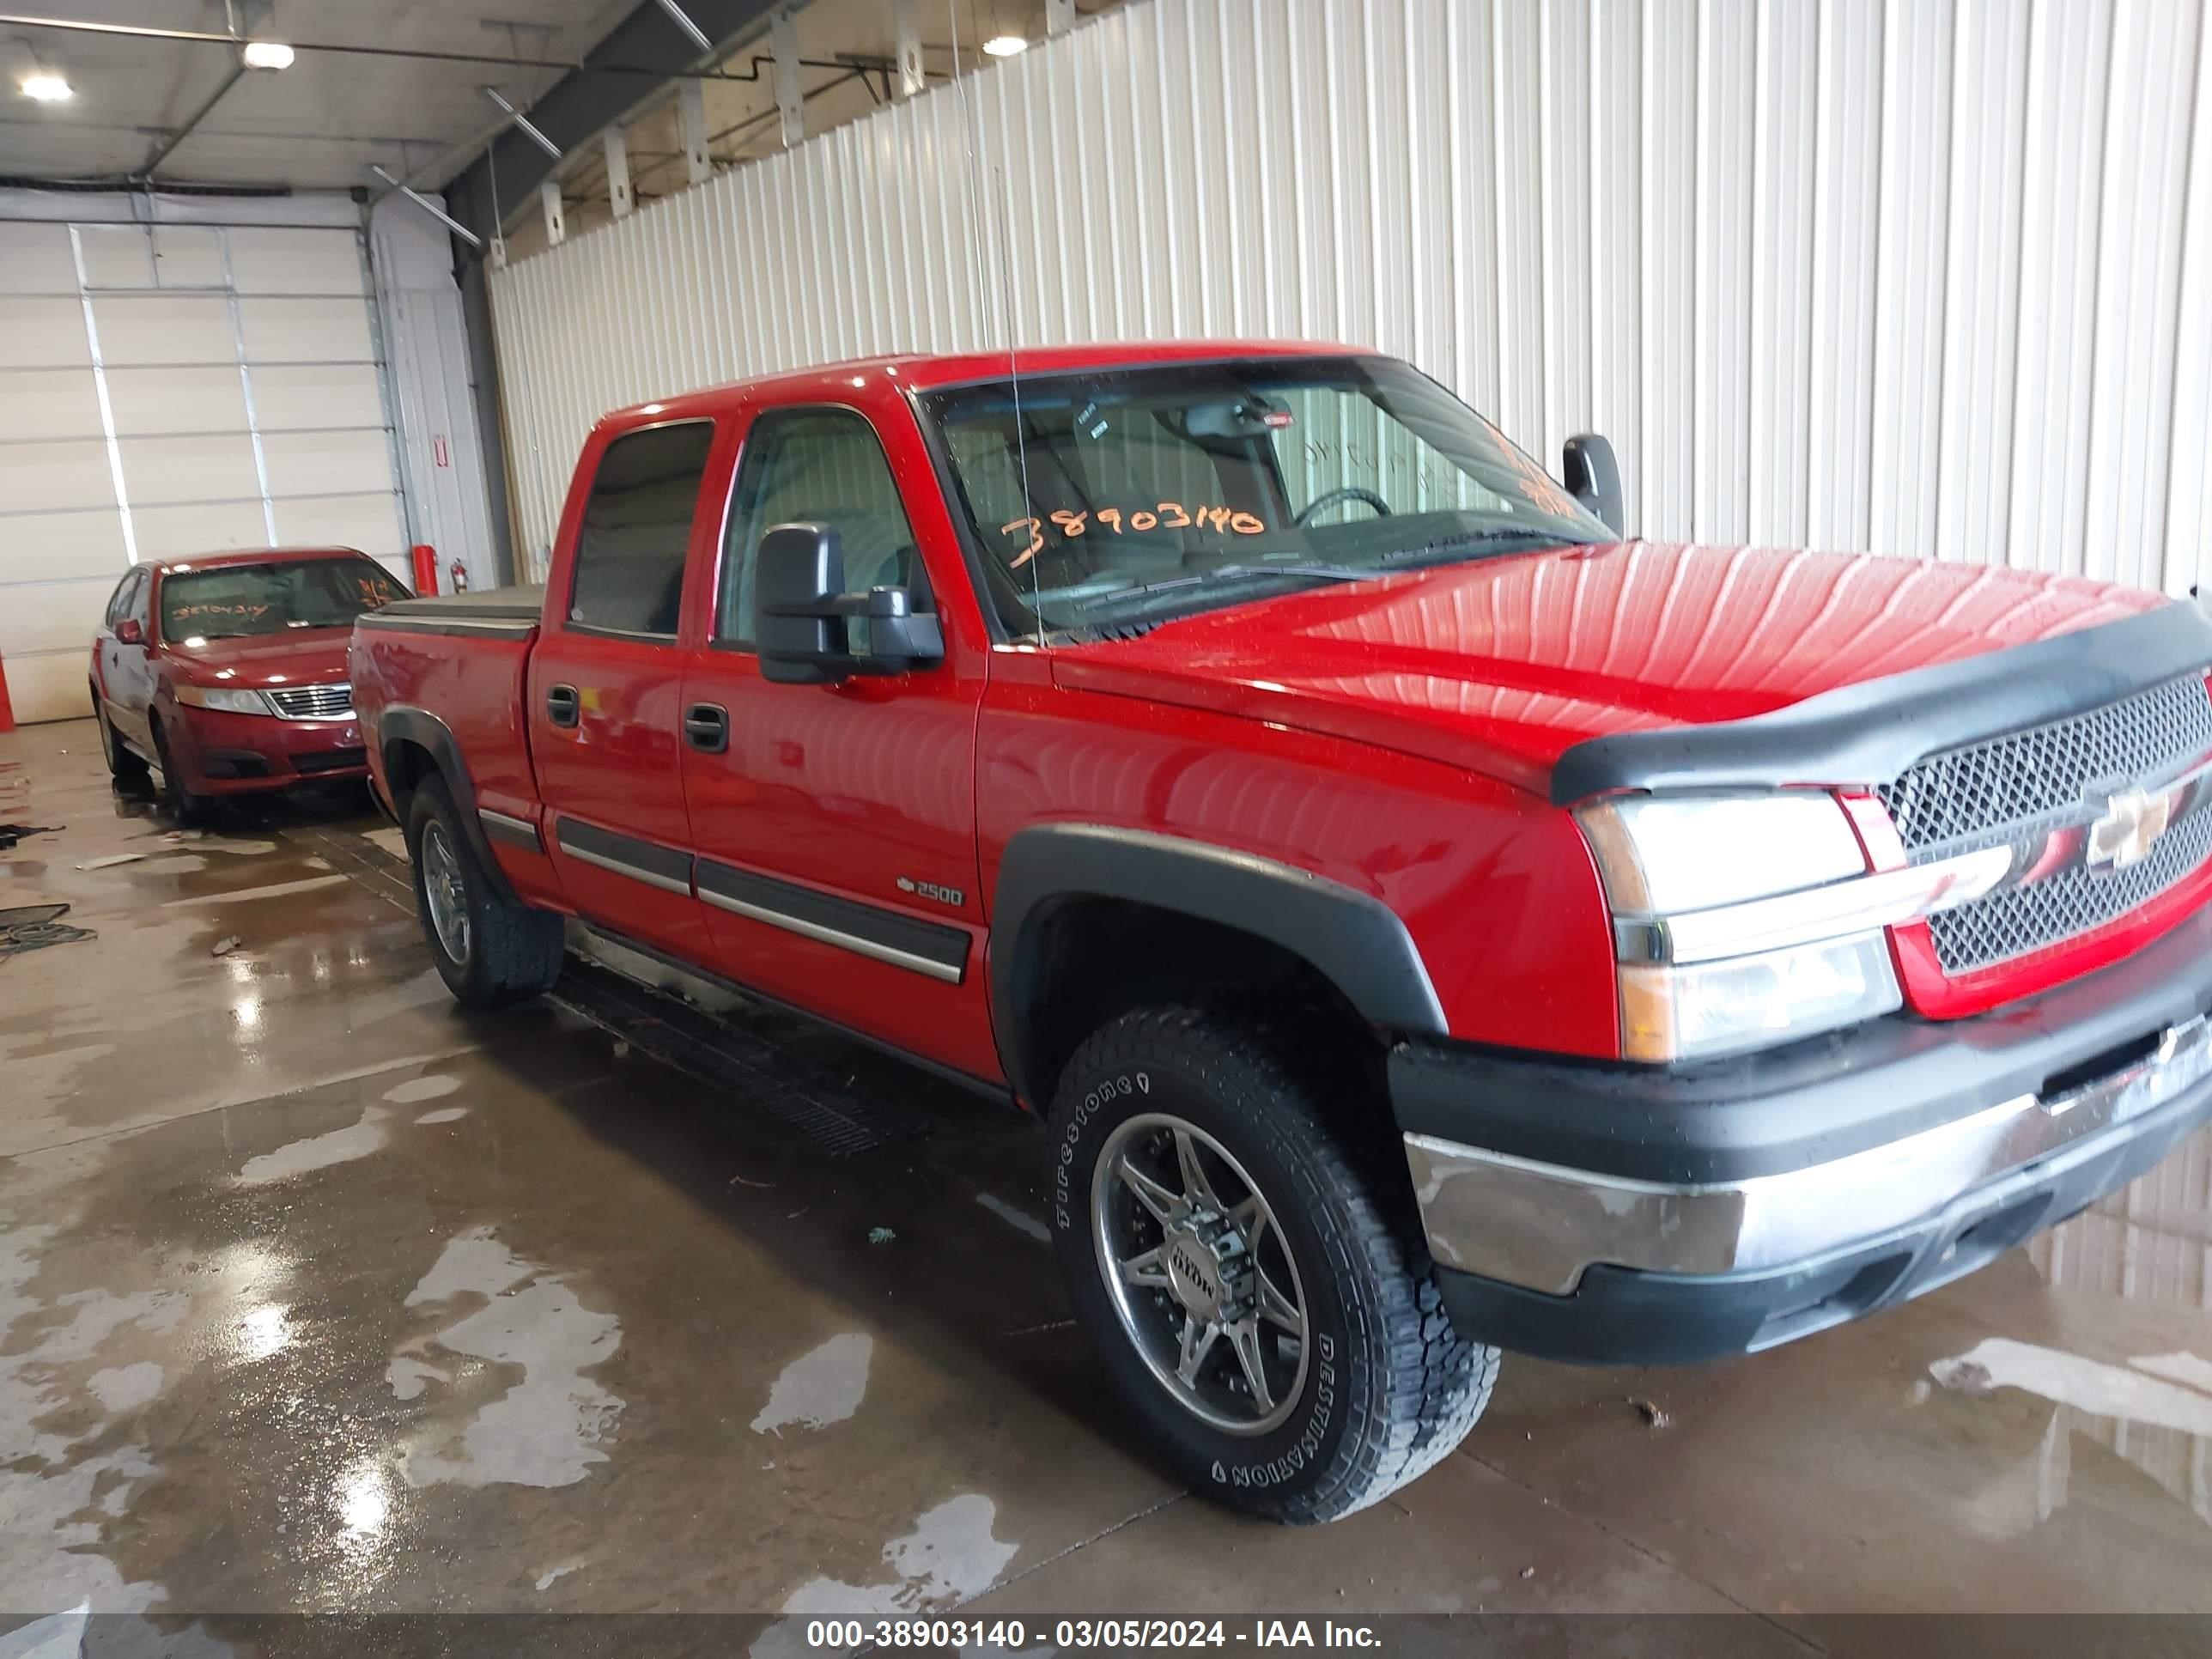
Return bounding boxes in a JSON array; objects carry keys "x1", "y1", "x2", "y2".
[{"x1": 352, "y1": 343, "x2": 2212, "y2": 1523}]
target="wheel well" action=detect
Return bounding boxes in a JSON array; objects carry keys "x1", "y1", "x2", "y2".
[
  {"x1": 1009, "y1": 896, "x2": 1382, "y2": 1109},
  {"x1": 382, "y1": 738, "x2": 440, "y2": 823}
]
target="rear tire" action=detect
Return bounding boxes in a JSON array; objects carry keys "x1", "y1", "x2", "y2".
[
  {"x1": 1048, "y1": 1005, "x2": 1498, "y2": 1524},
  {"x1": 406, "y1": 774, "x2": 564, "y2": 1009},
  {"x1": 92, "y1": 688, "x2": 149, "y2": 793}
]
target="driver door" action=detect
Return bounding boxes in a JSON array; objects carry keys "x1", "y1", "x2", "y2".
[{"x1": 678, "y1": 403, "x2": 996, "y2": 1079}]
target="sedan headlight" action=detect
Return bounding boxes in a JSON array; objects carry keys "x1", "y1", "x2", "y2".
[
  {"x1": 176, "y1": 684, "x2": 276, "y2": 716},
  {"x1": 1578, "y1": 792, "x2": 1910, "y2": 1061}
]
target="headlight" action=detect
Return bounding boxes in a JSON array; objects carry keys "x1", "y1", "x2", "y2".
[
  {"x1": 1618, "y1": 933, "x2": 1899, "y2": 1061},
  {"x1": 1578, "y1": 792, "x2": 1905, "y2": 1061},
  {"x1": 175, "y1": 684, "x2": 276, "y2": 716}
]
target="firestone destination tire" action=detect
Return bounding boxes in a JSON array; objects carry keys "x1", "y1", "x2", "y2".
[
  {"x1": 1048, "y1": 1005, "x2": 1498, "y2": 1524},
  {"x1": 405, "y1": 774, "x2": 564, "y2": 1010}
]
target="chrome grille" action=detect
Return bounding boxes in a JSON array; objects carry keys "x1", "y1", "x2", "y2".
[
  {"x1": 1879, "y1": 674, "x2": 2212, "y2": 974},
  {"x1": 267, "y1": 682, "x2": 353, "y2": 720},
  {"x1": 1928, "y1": 805, "x2": 2212, "y2": 973},
  {"x1": 1876, "y1": 674, "x2": 2212, "y2": 852}
]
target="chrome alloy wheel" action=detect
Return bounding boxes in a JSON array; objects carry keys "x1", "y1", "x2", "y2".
[
  {"x1": 420, "y1": 820, "x2": 471, "y2": 964},
  {"x1": 1091, "y1": 1112, "x2": 1310, "y2": 1435}
]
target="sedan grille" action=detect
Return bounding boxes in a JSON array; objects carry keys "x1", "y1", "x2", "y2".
[
  {"x1": 1877, "y1": 674, "x2": 2212, "y2": 974},
  {"x1": 267, "y1": 683, "x2": 353, "y2": 720}
]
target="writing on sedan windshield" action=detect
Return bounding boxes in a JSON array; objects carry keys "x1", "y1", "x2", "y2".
[
  {"x1": 997, "y1": 502, "x2": 1271, "y2": 567},
  {"x1": 171, "y1": 602, "x2": 276, "y2": 623}
]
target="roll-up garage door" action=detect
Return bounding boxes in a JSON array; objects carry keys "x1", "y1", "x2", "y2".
[{"x1": 0, "y1": 217, "x2": 407, "y2": 725}]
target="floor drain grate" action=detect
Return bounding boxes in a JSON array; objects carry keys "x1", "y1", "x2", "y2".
[
  {"x1": 284, "y1": 823, "x2": 416, "y2": 914},
  {"x1": 550, "y1": 957, "x2": 936, "y2": 1157}
]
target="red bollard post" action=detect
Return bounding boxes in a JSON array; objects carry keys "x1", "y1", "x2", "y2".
[{"x1": 410, "y1": 544, "x2": 440, "y2": 596}]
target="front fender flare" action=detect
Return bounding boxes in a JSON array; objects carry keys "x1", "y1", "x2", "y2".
[{"x1": 989, "y1": 824, "x2": 1446, "y2": 1104}]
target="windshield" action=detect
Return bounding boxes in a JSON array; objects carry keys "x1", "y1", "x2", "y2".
[
  {"x1": 921, "y1": 355, "x2": 1609, "y2": 635},
  {"x1": 161, "y1": 558, "x2": 405, "y2": 643}
]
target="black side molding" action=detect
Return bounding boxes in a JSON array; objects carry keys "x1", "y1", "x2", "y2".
[
  {"x1": 553, "y1": 817, "x2": 694, "y2": 896},
  {"x1": 696, "y1": 860, "x2": 969, "y2": 982},
  {"x1": 991, "y1": 824, "x2": 1446, "y2": 1103},
  {"x1": 478, "y1": 809, "x2": 544, "y2": 853},
  {"x1": 1549, "y1": 601, "x2": 2212, "y2": 805},
  {"x1": 374, "y1": 705, "x2": 520, "y2": 907}
]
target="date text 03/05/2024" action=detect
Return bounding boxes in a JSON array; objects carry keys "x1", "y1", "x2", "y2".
[{"x1": 801, "y1": 1619, "x2": 1384, "y2": 1650}]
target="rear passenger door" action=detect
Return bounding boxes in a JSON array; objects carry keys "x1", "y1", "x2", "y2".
[
  {"x1": 679, "y1": 404, "x2": 997, "y2": 1081},
  {"x1": 528, "y1": 418, "x2": 722, "y2": 963}
]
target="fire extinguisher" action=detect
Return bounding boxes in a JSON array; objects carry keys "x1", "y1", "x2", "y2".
[{"x1": 448, "y1": 559, "x2": 470, "y2": 593}]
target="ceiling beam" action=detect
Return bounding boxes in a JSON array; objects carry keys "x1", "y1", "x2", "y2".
[
  {"x1": 0, "y1": 9, "x2": 768, "y2": 79},
  {"x1": 138, "y1": 59, "x2": 245, "y2": 178},
  {"x1": 444, "y1": 0, "x2": 787, "y2": 245}
]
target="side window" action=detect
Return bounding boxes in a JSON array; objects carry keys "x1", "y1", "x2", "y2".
[
  {"x1": 567, "y1": 421, "x2": 716, "y2": 636},
  {"x1": 103, "y1": 571, "x2": 135, "y2": 627},
  {"x1": 717, "y1": 408, "x2": 930, "y2": 648},
  {"x1": 125, "y1": 570, "x2": 151, "y2": 630}
]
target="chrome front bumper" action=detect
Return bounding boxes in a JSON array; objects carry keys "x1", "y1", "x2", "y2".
[{"x1": 1407, "y1": 1012, "x2": 2212, "y2": 1297}]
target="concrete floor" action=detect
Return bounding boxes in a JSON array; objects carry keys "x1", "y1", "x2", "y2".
[{"x1": 4, "y1": 717, "x2": 2212, "y2": 1641}]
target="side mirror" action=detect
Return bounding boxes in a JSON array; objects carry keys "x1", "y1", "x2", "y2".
[
  {"x1": 755, "y1": 523, "x2": 944, "y2": 686},
  {"x1": 115, "y1": 618, "x2": 145, "y2": 647},
  {"x1": 1562, "y1": 434, "x2": 1625, "y2": 538}
]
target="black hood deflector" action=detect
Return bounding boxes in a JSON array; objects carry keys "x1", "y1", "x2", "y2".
[{"x1": 1549, "y1": 601, "x2": 2212, "y2": 806}]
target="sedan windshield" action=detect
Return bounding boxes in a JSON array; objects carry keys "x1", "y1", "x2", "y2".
[
  {"x1": 161, "y1": 558, "x2": 404, "y2": 643},
  {"x1": 921, "y1": 356, "x2": 1609, "y2": 636}
]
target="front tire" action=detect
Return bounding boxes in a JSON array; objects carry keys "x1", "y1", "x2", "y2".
[
  {"x1": 405, "y1": 775, "x2": 564, "y2": 1009},
  {"x1": 150, "y1": 716, "x2": 212, "y2": 825},
  {"x1": 1048, "y1": 1006, "x2": 1498, "y2": 1524},
  {"x1": 92, "y1": 688, "x2": 149, "y2": 793}
]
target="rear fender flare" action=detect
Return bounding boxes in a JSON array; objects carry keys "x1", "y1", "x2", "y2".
[
  {"x1": 378, "y1": 705, "x2": 520, "y2": 907},
  {"x1": 989, "y1": 823, "x2": 1447, "y2": 1104}
]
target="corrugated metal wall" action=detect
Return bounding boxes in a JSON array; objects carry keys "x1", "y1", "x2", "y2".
[{"x1": 489, "y1": 0, "x2": 2212, "y2": 594}]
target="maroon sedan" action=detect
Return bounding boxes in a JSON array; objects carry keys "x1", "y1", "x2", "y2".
[{"x1": 89, "y1": 546, "x2": 406, "y2": 821}]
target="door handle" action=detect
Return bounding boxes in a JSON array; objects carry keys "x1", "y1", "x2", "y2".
[
  {"x1": 546, "y1": 684, "x2": 580, "y2": 727},
  {"x1": 683, "y1": 702, "x2": 729, "y2": 754}
]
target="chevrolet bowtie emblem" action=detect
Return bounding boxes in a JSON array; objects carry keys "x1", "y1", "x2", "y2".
[{"x1": 2087, "y1": 785, "x2": 2174, "y2": 871}]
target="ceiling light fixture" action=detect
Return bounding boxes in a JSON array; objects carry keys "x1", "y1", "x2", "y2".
[
  {"x1": 981, "y1": 33, "x2": 1028, "y2": 57},
  {"x1": 20, "y1": 67, "x2": 71, "y2": 101},
  {"x1": 240, "y1": 39, "x2": 294, "y2": 70}
]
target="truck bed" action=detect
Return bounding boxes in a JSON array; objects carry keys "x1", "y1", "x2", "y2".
[{"x1": 368, "y1": 586, "x2": 545, "y2": 630}]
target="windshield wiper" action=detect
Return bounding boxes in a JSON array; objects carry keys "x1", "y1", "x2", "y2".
[
  {"x1": 1064, "y1": 562, "x2": 1374, "y2": 612},
  {"x1": 1381, "y1": 526, "x2": 1594, "y2": 566}
]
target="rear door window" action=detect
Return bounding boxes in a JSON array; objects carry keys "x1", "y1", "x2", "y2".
[{"x1": 568, "y1": 421, "x2": 716, "y2": 637}]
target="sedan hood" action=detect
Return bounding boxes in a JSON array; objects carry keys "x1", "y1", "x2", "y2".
[
  {"x1": 1052, "y1": 541, "x2": 2167, "y2": 794},
  {"x1": 171, "y1": 628, "x2": 353, "y2": 690}
]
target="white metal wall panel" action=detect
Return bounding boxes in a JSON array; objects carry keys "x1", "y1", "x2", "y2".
[
  {"x1": 2083, "y1": 0, "x2": 2204, "y2": 593},
  {"x1": 489, "y1": 0, "x2": 2212, "y2": 601}
]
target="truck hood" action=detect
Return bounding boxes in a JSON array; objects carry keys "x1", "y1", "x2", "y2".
[
  {"x1": 171, "y1": 628, "x2": 353, "y2": 690},
  {"x1": 1051, "y1": 540, "x2": 2168, "y2": 794}
]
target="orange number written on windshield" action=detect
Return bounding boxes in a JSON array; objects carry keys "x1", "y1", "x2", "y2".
[{"x1": 997, "y1": 502, "x2": 1269, "y2": 568}]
